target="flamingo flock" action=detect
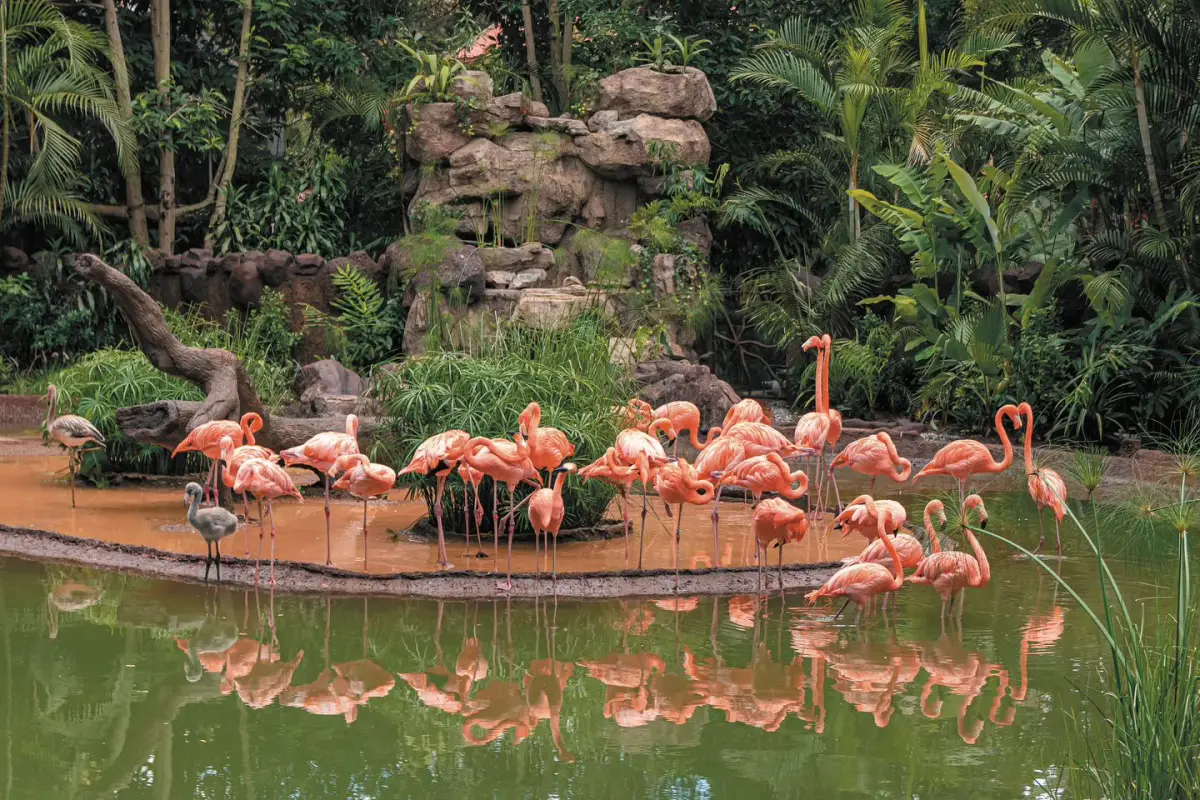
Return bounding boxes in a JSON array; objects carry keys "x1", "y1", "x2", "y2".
[{"x1": 42, "y1": 332, "x2": 1071, "y2": 607}]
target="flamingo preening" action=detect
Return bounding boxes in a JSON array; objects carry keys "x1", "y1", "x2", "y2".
[
  {"x1": 396, "y1": 429, "x2": 473, "y2": 570},
  {"x1": 806, "y1": 496, "x2": 904, "y2": 623},
  {"x1": 45, "y1": 384, "x2": 106, "y2": 508},
  {"x1": 909, "y1": 495, "x2": 992, "y2": 628},
  {"x1": 654, "y1": 458, "x2": 715, "y2": 589}
]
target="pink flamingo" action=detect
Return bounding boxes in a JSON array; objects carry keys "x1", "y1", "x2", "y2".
[
  {"x1": 752, "y1": 498, "x2": 810, "y2": 590},
  {"x1": 908, "y1": 495, "x2": 991, "y2": 628},
  {"x1": 650, "y1": 401, "x2": 720, "y2": 457},
  {"x1": 693, "y1": 435, "x2": 747, "y2": 567},
  {"x1": 528, "y1": 463, "x2": 578, "y2": 581},
  {"x1": 44, "y1": 384, "x2": 106, "y2": 508},
  {"x1": 330, "y1": 453, "x2": 397, "y2": 566},
  {"x1": 614, "y1": 419, "x2": 675, "y2": 569},
  {"x1": 579, "y1": 448, "x2": 640, "y2": 564},
  {"x1": 457, "y1": 461, "x2": 487, "y2": 558},
  {"x1": 172, "y1": 412, "x2": 263, "y2": 505},
  {"x1": 232, "y1": 456, "x2": 303, "y2": 585},
  {"x1": 280, "y1": 414, "x2": 360, "y2": 566},
  {"x1": 218, "y1": 435, "x2": 277, "y2": 552},
  {"x1": 1016, "y1": 402, "x2": 1068, "y2": 555},
  {"x1": 722, "y1": 421, "x2": 811, "y2": 458},
  {"x1": 913, "y1": 405, "x2": 1022, "y2": 508},
  {"x1": 794, "y1": 334, "x2": 843, "y2": 514},
  {"x1": 833, "y1": 494, "x2": 907, "y2": 539},
  {"x1": 654, "y1": 458, "x2": 715, "y2": 588},
  {"x1": 461, "y1": 436, "x2": 542, "y2": 587},
  {"x1": 721, "y1": 398, "x2": 772, "y2": 429},
  {"x1": 396, "y1": 429, "x2": 472, "y2": 570},
  {"x1": 712, "y1": 453, "x2": 808, "y2": 506},
  {"x1": 519, "y1": 402, "x2": 576, "y2": 480},
  {"x1": 806, "y1": 497, "x2": 904, "y2": 623},
  {"x1": 827, "y1": 432, "x2": 911, "y2": 512}
]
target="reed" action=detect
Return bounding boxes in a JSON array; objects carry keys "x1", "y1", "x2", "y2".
[{"x1": 974, "y1": 435, "x2": 1200, "y2": 798}]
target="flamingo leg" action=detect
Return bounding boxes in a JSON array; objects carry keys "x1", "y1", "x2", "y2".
[
  {"x1": 711, "y1": 486, "x2": 724, "y2": 568},
  {"x1": 814, "y1": 451, "x2": 822, "y2": 517},
  {"x1": 777, "y1": 543, "x2": 784, "y2": 591},
  {"x1": 552, "y1": 533, "x2": 558, "y2": 584},
  {"x1": 215, "y1": 540, "x2": 222, "y2": 582},
  {"x1": 490, "y1": 482, "x2": 500, "y2": 573},
  {"x1": 68, "y1": 448, "x2": 77, "y2": 509},
  {"x1": 362, "y1": 499, "x2": 369, "y2": 568},
  {"x1": 434, "y1": 476, "x2": 453, "y2": 570},
  {"x1": 504, "y1": 486, "x2": 516, "y2": 590},
  {"x1": 621, "y1": 489, "x2": 630, "y2": 566},
  {"x1": 268, "y1": 499, "x2": 278, "y2": 587},
  {"x1": 241, "y1": 492, "x2": 253, "y2": 554},
  {"x1": 674, "y1": 504, "x2": 684, "y2": 592},
  {"x1": 1055, "y1": 516, "x2": 1062, "y2": 556},
  {"x1": 324, "y1": 476, "x2": 333, "y2": 566},
  {"x1": 204, "y1": 540, "x2": 213, "y2": 582},
  {"x1": 834, "y1": 598, "x2": 851, "y2": 618},
  {"x1": 255, "y1": 497, "x2": 265, "y2": 584},
  {"x1": 756, "y1": 542, "x2": 763, "y2": 593},
  {"x1": 1033, "y1": 509, "x2": 1045, "y2": 554},
  {"x1": 637, "y1": 485, "x2": 649, "y2": 570},
  {"x1": 868, "y1": 475, "x2": 877, "y2": 496}
]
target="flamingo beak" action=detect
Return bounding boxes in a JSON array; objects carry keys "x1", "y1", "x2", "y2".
[{"x1": 980, "y1": 517, "x2": 988, "y2": 529}]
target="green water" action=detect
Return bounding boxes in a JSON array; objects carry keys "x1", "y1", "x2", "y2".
[{"x1": 0, "y1": 492, "x2": 1183, "y2": 799}]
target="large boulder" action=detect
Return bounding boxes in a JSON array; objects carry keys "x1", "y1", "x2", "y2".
[
  {"x1": 575, "y1": 115, "x2": 710, "y2": 179},
  {"x1": 296, "y1": 359, "x2": 363, "y2": 403},
  {"x1": 452, "y1": 70, "x2": 494, "y2": 104},
  {"x1": 405, "y1": 102, "x2": 473, "y2": 162},
  {"x1": 476, "y1": 242, "x2": 554, "y2": 272},
  {"x1": 394, "y1": 242, "x2": 486, "y2": 307},
  {"x1": 596, "y1": 67, "x2": 717, "y2": 121},
  {"x1": 634, "y1": 359, "x2": 740, "y2": 429},
  {"x1": 514, "y1": 287, "x2": 617, "y2": 329},
  {"x1": 227, "y1": 252, "x2": 263, "y2": 308},
  {"x1": 327, "y1": 250, "x2": 384, "y2": 287},
  {"x1": 482, "y1": 92, "x2": 549, "y2": 126},
  {"x1": 0, "y1": 246, "x2": 31, "y2": 276}
]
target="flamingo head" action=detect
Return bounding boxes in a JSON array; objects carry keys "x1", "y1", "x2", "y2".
[
  {"x1": 801, "y1": 335, "x2": 822, "y2": 353},
  {"x1": 925, "y1": 499, "x2": 947, "y2": 527},
  {"x1": 346, "y1": 414, "x2": 360, "y2": 439},
  {"x1": 46, "y1": 384, "x2": 58, "y2": 406},
  {"x1": 963, "y1": 494, "x2": 988, "y2": 528},
  {"x1": 184, "y1": 482, "x2": 204, "y2": 506},
  {"x1": 518, "y1": 402, "x2": 541, "y2": 437},
  {"x1": 999, "y1": 404, "x2": 1023, "y2": 430},
  {"x1": 219, "y1": 435, "x2": 236, "y2": 463}
]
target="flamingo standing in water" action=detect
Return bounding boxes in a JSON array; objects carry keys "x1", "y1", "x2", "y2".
[
  {"x1": 693, "y1": 436, "x2": 747, "y2": 567},
  {"x1": 232, "y1": 456, "x2": 303, "y2": 585},
  {"x1": 650, "y1": 401, "x2": 719, "y2": 457},
  {"x1": 712, "y1": 452, "x2": 808, "y2": 506},
  {"x1": 44, "y1": 384, "x2": 106, "y2": 508},
  {"x1": 280, "y1": 414, "x2": 360, "y2": 566},
  {"x1": 172, "y1": 412, "x2": 262, "y2": 505},
  {"x1": 654, "y1": 458, "x2": 715, "y2": 589},
  {"x1": 752, "y1": 498, "x2": 810, "y2": 590},
  {"x1": 579, "y1": 448, "x2": 639, "y2": 563},
  {"x1": 457, "y1": 461, "x2": 487, "y2": 559},
  {"x1": 462, "y1": 435, "x2": 541, "y2": 587},
  {"x1": 721, "y1": 398, "x2": 773, "y2": 429},
  {"x1": 806, "y1": 496, "x2": 904, "y2": 623},
  {"x1": 218, "y1": 435, "x2": 276, "y2": 550},
  {"x1": 519, "y1": 402, "x2": 576, "y2": 481},
  {"x1": 1016, "y1": 402, "x2": 1068, "y2": 555},
  {"x1": 330, "y1": 453, "x2": 397, "y2": 566},
  {"x1": 794, "y1": 335, "x2": 842, "y2": 514},
  {"x1": 614, "y1": 419, "x2": 675, "y2": 569},
  {"x1": 722, "y1": 421, "x2": 811, "y2": 458},
  {"x1": 909, "y1": 495, "x2": 991, "y2": 627},
  {"x1": 827, "y1": 432, "x2": 911, "y2": 512},
  {"x1": 834, "y1": 494, "x2": 907, "y2": 539},
  {"x1": 528, "y1": 463, "x2": 577, "y2": 581},
  {"x1": 913, "y1": 405, "x2": 1022, "y2": 508},
  {"x1": 396, "y1": 429, "x2": 472, "y2": 570}
]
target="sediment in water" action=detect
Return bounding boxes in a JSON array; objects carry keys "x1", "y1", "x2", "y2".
[{"x1": 0, "y1": 523, "x2": 839, "y2": 599}]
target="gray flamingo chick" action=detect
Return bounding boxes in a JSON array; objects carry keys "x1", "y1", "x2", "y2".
[{"x1": 185, "y1": 482, "x2": 238, "y2": 581}]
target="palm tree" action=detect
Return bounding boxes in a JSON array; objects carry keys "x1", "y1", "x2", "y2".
[{"x1": 1, "y1": 0, "x2": 135, "y2": 244}]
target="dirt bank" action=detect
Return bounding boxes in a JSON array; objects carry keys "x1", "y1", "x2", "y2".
[{"x1": 0, "y1": 523, "x2": 840, "y2": 599}]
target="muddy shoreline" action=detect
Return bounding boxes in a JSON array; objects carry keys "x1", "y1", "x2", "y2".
[{"x1": 0, "y1": 523, "x2": 839, "y2": 599}]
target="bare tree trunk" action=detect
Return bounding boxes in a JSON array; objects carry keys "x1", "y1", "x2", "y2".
[
  {"x1": 1, "y1": 0, "x2": 10, "y2": 227},
  {"x1": 561, "y1": 12, "x2": 573, "y2": 110},
  {"x1": 1132, "y1": 45, "x2": 1168, "y2": 231},
  {"x1": 203, "y1": 0, "x2": 254, "y2": 249},
  {"x1": 548, "y1": 0, "x2": 564, "y2": 109},
  {"x1": 102, "y1": 0, "x2": 151, "y2": 247},
  {"x1": 74, "y1": 253, "x2": 263, "y2": 428},
  {"x1": 519, "y1": 0, "x2": 544, "y2": 103},
  {"x1": 152, "y1": 0, "x2": 177, "y2": 253}
]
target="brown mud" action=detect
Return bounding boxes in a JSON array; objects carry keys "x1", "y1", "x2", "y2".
[{"x1": 0, "y1": 523, "x2": 840, "y2": 599}]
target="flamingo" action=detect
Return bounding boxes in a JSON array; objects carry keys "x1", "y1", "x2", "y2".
[
  {"x1": 462, "y1": 439, "x2": 541, "y2": 589},
  {"x1": 919, "y1": 499, "x2": 949, "y2": 554},
  {"x1": 751, "y1": 498, "x2": 810, "y2": 590},
  {"x1": 519, "y1": 402, "x2": 576, "y2": 480},
  {"x1": 615, "y1": 398, "x2": 653, "y2": 430},
  {"x1": 806, "y1": 496, "x2": 904, "y2": 623},
  {"x1": 183, "y1": 481, "x2": 238, "y2": 582},
  {"x1": 218, "y1": 435, "x2": 276, "y2": 548},
  {"x1": 654, "y1": 458, "x2": 715, "y2": 589},
  {"x1": 44, "y1": 384, "x2": 106, "y2": 508},
  {"x1": 579, "y1": 448, "x2": 640, "y2": 563},
  {"x1": 722, "y1": 421, "x2": 812, "y2": 458},
  {"x1": 330, "y1": 453, "x2": 397, "y2": 566},
  {"x1": 693, "y1": 436, "x2": 747, "y2": 567},
  {"x1": 395, "y1": 429, "x2": 472, "y2": 570},
  {"x1": 650, "y1": 401, "x2": 719, "y2": 457},
  {"x1": 172, "y1": 411, "x2": 263, "y2": 506},
  {"x1": 528, "y1": 463, "x2": 577, "y2": 581},
  {"x1": 712, "y1": 452, "x2": 808, "y2": 506},
  {"x1": 794, "y1": 334, "x2": 843, "y2": 515},
  {"x1": 913, "y1": 405, "x2": 1022, "y2": 508},
  {"x1": 614, "y1": 419, "x2": 675, "y2": 569},
  {"x1": 1016, "y1": 402, "x2": 1068, "y2": 555},
  {"x1": 280, "y1": 414, "x2": 360, "y2": 565},
  {"x1": 721, "y1": 398, "x2": 773, "y2": 429},
  {"x1": 908, "y1": 495, "x2": 991, "y2": 627},
  {"x1": 232, "y1": 455, "x2": 303, "y2": 585},
  {"x1": 833, "y1": 494, "x2": 907, "y2": 548},
  {"x1": 827, "y1": 432, "x2": 911, "y2": 512}
]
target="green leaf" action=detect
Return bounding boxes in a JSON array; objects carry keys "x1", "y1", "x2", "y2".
[{"x1": 942, "y1": 154, "x2": 1002, "y2": 258}]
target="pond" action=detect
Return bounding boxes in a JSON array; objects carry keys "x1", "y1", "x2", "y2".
[{"x1": 0, "y1": 490, "x2": 1180, "y2": 798}]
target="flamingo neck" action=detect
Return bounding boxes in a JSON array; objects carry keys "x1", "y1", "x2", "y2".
[
  {"x1": 821, "y1": 341, "x2": 833, "y2": 414},
  {"x1": 690, "y1": 425, "x2": 720, "y2": 451},
  {"x1": 964, "y1": 526, "x2": 990, "y2": 587},
  {"x1": 552, "y1": 469, "x2": 569, "y2": 498},
  {"x1": 527, "y1": 406, "x2": 542, "y2": 442},
  {"x1": 1022, "y1": 406, "x2": 1035, "y2": 472},
  {"x1": 878, "y1": 513, "x2": 904, "y2": 586},
  {"x1": 813, "y1": 344, "x2": 826, "y2": 414},
  {"x1": 924, "y1": 509, "x2": 943, "y2": 554},
  {"x1": 46, "y1": 391, "x2": 56, "y2": 430},
  {"x1": 993, "y1": 409, "x2": 1015, "y2": 472},
  {"x1": 186, "y1": 492, "x2": 203, "y2": 529}
]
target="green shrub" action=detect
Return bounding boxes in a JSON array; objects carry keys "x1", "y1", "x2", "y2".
[
  {"x1": 304, "y1": 266, "x2": 402, "y2": 371},
  {"x1": 374, "y1": 312, "x2": 632, "y2": 534}
]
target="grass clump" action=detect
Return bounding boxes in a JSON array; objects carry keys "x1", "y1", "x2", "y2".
[{"x1": 374, "y1": 312, "x2": 632, "y2": 533}]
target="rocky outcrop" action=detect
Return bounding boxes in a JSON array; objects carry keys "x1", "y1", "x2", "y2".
[
  {"x1": 395, "y1": 243, "x2": 486, "y2": 307},
  {"x1": 634, "y1": 360, "x2": 741, "y2": 429},
  {"x1": 597, "y1": 67, "x2": 717, "y2": 121},
  {"x1": 576, "y1": 115, "x2": 710, "y2": 180},
  {"x1": 296, "y1": 360, "x2": 363, "y2": 403}
]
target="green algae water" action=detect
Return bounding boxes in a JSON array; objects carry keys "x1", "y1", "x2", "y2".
[{"x1": 0, "y1": 492, "x2": 1183, "y2": 798}]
